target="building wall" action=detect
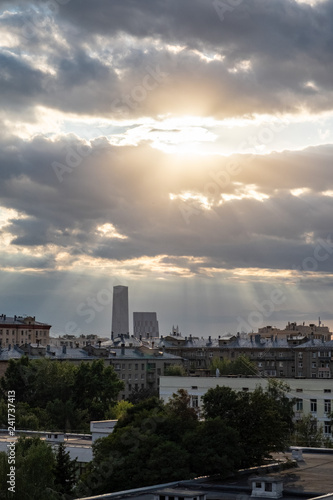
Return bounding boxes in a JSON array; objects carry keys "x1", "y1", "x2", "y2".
[
  {"x1": 109, "y1": 355, "x2": 183, "y2": 399},
  {"x1": 133, "y1": 312, "x2": 159, "y2": 338},
  {"x1": 111, "y1": 286, "x2": 129, "y2": 338},
  {"x1": 0, "y1": 315, "x2": 51, "y2": 347},
  {"x1": 159, "y1": 376, "x2": 333, "y2": 437}
]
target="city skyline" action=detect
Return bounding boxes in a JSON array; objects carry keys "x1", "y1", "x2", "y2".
[{"x1": 1, "y1": 1, "x2": 333, "y2": 337}]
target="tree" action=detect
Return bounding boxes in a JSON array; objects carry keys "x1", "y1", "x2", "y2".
[
  {"x1": 73, "y1": 360, "x2": 124, "y2": 421},
  {"x1": 202, "y1": 382, "x2": 294, "y2": 467},
  {"x1": 12, "y1": 437, "x2": 58, "y2": 500},
  {"x1": 202, "y1": 385, "x2": 240, "y2": 421},
  {"x1": 0, "y1": 358, "x2": 124, "y2": 432},
  {"x1": 209, "y1": 355, "x2": 257, "y2": 376},
  {"x1": 183, "y1": 418, "x2": 244, "y2": 477},
  {"x1": 127, "y1": 386, "x2": 158, "y2": 404},
  {"x1": 164, "y1": 365, "x2": 186, "y2": 376},
  {"x1": 292, "y1": 415, "x2": 323, "y2": 447},
  {"x1": 165, "y1": 389, "x2": 199, "y2": 421},
  {"x1": 106, "y1": 400, "x2": 134, "y2": 420},
  {"x1": 54, "y1": 443, "x2": 78, "y2": 496}
]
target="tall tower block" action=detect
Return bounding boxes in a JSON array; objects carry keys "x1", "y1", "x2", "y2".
[{"x1": 111, "y1": 285, "x2": 129, "y2": 339}]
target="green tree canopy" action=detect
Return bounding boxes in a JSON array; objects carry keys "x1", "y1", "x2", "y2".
[
  {"x1": 202, "y1": 380, "x2": 294, "y2": 466},
  {"x1": 0, "y1": 358, "x2": 124, "y2": 432}
]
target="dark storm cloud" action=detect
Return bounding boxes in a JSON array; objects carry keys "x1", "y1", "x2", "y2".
[
  {"x1": 1, "y1": 0, "x2": 333, "y2": 119},
  {"x1": 1, "y1": 133, "x2": 333, "y2": 274}
]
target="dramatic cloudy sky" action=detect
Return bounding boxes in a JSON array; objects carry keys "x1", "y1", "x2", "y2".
[{"x1": 1, "y1": 0, "x2": 333, "y2": 338}]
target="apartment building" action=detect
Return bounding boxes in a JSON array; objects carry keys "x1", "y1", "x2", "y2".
[
  {"x1": 157, "y1": 332, "x2": 333, "y2": 379},
  {"x1": 0, "y1": 314, "x2": 51, "y2": 347},
  {"x1": 0, "y1": 343, "x2": 183, "y2": 400}
]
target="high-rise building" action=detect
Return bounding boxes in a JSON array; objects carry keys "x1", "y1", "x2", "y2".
[
  {"x1": 133, "y1": 312, "x2": 159, "y2": 338},
  {"x1": 111, "y1": 286, "x2": 129, "y2": 339}
]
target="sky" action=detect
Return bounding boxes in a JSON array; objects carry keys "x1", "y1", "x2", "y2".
[{"x1": 1, "y1": 0, "x2": 333, "y2": 338}]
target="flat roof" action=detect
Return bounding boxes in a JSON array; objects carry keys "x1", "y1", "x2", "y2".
[{"x1": 74, "y1": 449, "x2": 333, "y2": 500}]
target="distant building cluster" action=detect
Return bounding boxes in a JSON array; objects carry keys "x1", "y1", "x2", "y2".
[{"x1": 1, "y1": 286, "x2": 333, "y2": 437}]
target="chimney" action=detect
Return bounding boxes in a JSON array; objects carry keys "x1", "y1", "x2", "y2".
[
  {"x1": 208, "y1": 335, "x2": 211, "y2": 343},
  {"x1": 152, "y1": 341, "x2": 155, "y2": 348}
]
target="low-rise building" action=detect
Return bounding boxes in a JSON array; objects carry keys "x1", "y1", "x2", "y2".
[
  {"x1": 0, "y1": 314, "x2": 51, "y2": 348},
  {"x1": 159, "y1": 375, "x2": 333, "y2": 439},
  {"x1": 0, "y1": 343, "x2": 183, "y2": 400}
]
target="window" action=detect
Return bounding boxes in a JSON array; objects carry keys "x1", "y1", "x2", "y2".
[
  {"x1": 324, "y1": 421, "x2": 332, "y2": 435},
  {"x1": 141, "y1": 363, "x2": 144, "y2": 370},
  {"x1": 296, "y1": 399, "x2": 303, "y2": 411},
  {"x1": 122, "y1": 363, "x2": 125, "y2": 369},
  {"x1": 128, "y1": 384, "x2": 132, "y2": 391},
  {"x1": 279, "y1": 362, "x2": 283, "y2": 367},
  {"x1": 141, "y1": 374, "x2": 144, "y2": 380},
  {"x1": 121, "y1": 374, "x2": 125, "y2": 380},
  {"x1": 298, "y1": 362, "x2": 303, "y2": 368},
  {"x1": 312, "y1": 362, "x2": 317, "y2": 368},
  {"x1": 256, "y1": 482, "x2": 262, "y2": 489},
  {"x1": 115, "y1": 364, "x2": 120, "y2": 370},
  {"x1": 310, "y1": 399, "x2": 317, "y2": 412},
  {"x1": 135, "y1": 374, "x2": 138, "y2": 380},
  {"x1": 298, "y1": 352, "x2": 303, "y2": 359},
  {"x1": 265, "y1": 483, "x2": 273, "y2": 492},
  {"x1": 324, "y1": 400, "x2": 331, "y2": 414},
  {"x1": 135, "y1": 363, "x2": 138, "y2": 370},
  {"x1": 324, "y1": 389, "x2": 331, "y2": 393},
  {"x1": 312, "y1": 352, "x2": 317, "y2": 358},
  {"x1": 191, "y1": 395, "x2": 199, "y2": 408},
  {"x1": 128, "y1": 374, "x2": 132, "y2": 380},
  {"x1": 128, "y1": 364, "x2": 132, "y2": 370}
]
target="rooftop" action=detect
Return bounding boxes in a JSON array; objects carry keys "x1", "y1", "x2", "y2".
[{"x1": 75, "y1": 449, "x2": 333, "y2": 500}]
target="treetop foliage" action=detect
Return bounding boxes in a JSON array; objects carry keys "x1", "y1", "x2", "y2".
[{"x1": 0, "y1": 357, "x2": 124, "y2": 432}]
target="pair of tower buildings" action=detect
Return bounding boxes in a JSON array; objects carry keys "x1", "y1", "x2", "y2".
[{"x1": 111, "y1": 285, "x2": 159, "y2": 339}]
